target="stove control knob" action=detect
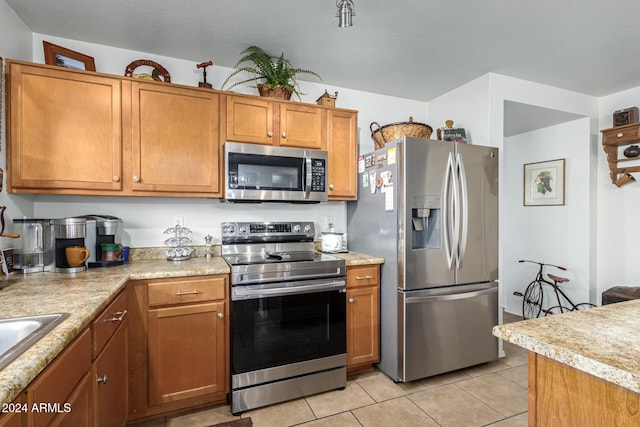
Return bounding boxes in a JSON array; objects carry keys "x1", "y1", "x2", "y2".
[
  {"x1": 304, "y1": 224, "x2": 312, "y2": 233},
  {"x1": 293, "y1": 224, "x2": 301, "y2": 233},
  {"x1": 222, "y1": 223, "x2": 236, "y2": 235},
  {"x1": 239, "y1": 225, "x2": 247, "y2": 234}
]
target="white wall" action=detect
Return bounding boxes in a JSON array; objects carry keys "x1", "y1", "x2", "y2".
[
  {"x1": 0, "y1": 30, "x2": 429, "y2": 248},
  {"x1": 597, "y1": 88, "x2": 640, "y2": 297},
  {"x1": 503, "y1": 118, "x2": 592, "y2": 314}
]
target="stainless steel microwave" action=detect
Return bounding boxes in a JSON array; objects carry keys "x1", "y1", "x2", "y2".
[{"x1": 224, "y1": 142, "x2": 328, "y2": 203}]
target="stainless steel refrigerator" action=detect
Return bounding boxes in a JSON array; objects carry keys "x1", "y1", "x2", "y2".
[{"x1": 347, "y1": 136, "x2": 499, "y2": 382}]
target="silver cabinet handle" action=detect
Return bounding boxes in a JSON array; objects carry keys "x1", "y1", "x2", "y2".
[
  {"x1": 133, "y1": 176, "x2": 140, "y2": 182},
  {"x1": 112, "y1": 176, "x2": 120, "y2": 182},
  {"x1": 348, "y1": 298, "x2": 355, "y2": 304},
  {"x1": 282, "y1": 132, "x2": 287, "y2": 138},
  {"x1": 355, "y1": 275, "x2": 373, "y2": 280},
  {"x1": 329, "y1": 184, "x2": 334, "y2": 190},
  {"x1": 175, "y1": 290, "x2": 201, "y2": 296},
  {"x1": 97, "y1": 374, "x2": 108, "y2": 384},
  {"x1": 617, "y1": 132, "x2": 624, "y2": 137},
  {"x1": 217, "y1": 313, "x2": 224, "y2": 319},
  {"x1": 104, "y1": 309, "x2": 127, "y2": 322},
  {"x1": 267, "y1": 131, "x2": 273, "y2": 137}
]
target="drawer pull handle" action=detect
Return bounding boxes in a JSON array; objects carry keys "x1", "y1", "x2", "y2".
[
  {"x1": 348, "y1": 298, "x2": 355, "y2": 304},
  {"x1": 104, "y1": 309, "x2": 127, "y2": 322},
  {"x1": 97, "y1": 374, "x2": 108, "y2": 384},
  {"x1": 175, "y1": 290, "x2": 201, "y2": 296},
  {"x1": 217, "y1": 313, "x2": 225, "y2": 319},
  {"x1": 617, "y1": 132, "x2": 624, "y2": 138},
  {"x1": 355, "y1": 275, "x2": 374, "y2": 280}
]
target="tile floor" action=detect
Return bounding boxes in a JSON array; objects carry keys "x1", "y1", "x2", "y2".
[{"x1": 131, "y1": 312, "x2": 528, "y2": 427}]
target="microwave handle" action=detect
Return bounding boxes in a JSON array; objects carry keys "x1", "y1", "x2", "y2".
[{"x1": 304, "y1": 156, "x2": 312, "y2": 200}]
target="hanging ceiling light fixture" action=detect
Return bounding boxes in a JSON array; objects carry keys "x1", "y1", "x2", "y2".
[{"x1": 336, "y1": 0, "x2": 355, "y2": 28}]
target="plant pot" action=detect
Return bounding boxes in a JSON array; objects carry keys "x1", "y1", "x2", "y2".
[{"x1": 257, "y1": 84, "x2": 292, "y2": 100}]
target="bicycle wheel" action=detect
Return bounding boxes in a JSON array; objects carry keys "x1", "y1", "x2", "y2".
[
  {"x1": 522, "y1": 280, "x2": 543, "y2": 319},
  {"x1": 543, "y1": 305, "x2": 572, "y2": 316},
  {"x1": 573, "y1": 303, "x2": 597, "y2": 311}
]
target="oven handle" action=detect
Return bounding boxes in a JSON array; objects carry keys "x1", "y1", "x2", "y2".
[{"x1": 232, "y1": 279, "x2": 346, "y2": 300}]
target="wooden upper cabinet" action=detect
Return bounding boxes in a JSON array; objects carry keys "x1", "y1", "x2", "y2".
[
  {"x1": 6, "y1": 61, "x2": 122, "y2": 193},
  {"x1": 225, "y1": 94, "x2": 325, "y2": 149},
  {"x1": 225, "y1": 95, "x2": 276, "y2": 145},
  {"x1": 129, "y1": 82, "x2": 221, "y2": 196},
  {"x1": 327, "y1": 109, "x2": 358, "y2": 200},
  {"x1": 279, "y1": 103, "x2": 325, "y2": 149}
]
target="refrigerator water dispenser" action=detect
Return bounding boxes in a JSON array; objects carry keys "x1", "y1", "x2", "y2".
[{"x1": 411, "y1": 196, "x2": 441, "y2": 249}]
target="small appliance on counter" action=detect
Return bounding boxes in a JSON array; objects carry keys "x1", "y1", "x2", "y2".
[
  {"x1": 50, "y1": 217, "x2": 89, "y2": 273},
  {"x1": 320, "y1": 223, "x2": 348, "y2": 253},
  {"x1": 12, "y1": 218, "x2": 54, "y2": 273},
  {"x1": 76, "y1": 215, "x2": 124, "y2": 267}
]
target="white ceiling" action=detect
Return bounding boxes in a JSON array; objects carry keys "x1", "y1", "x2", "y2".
[{"x1": 5, "y1": 0, "x2": 634, "y2": 134}]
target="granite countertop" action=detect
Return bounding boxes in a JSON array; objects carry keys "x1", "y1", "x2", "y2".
[
  {"x1": 0, "y1": 257, "x2": 229, "y2": 406},
  {"x1": 0, "y1": 252, "x2": 383, "y2": 406},
  {"x1": 492, "y1": 300, "x2": 640, "y2": 393}
]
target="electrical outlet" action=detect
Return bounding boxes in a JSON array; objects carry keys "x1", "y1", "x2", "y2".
[
  {"x1": 325, "y1": 216, "x2": 333, "y2": 229},
  {"x1": 173, "y1": 217, "x2": 184, "y2": 227}
]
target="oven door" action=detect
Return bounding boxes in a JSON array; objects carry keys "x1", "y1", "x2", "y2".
[{"x1": 231, "y1": 278, "x2": 346, "y2": 383}]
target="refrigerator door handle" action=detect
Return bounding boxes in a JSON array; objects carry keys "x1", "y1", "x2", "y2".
[
  {"x1": 405, "y1": 285, "x2": 498, "y2": 304},
  {"x1": 456, "y1": 152, "x2": 468, "y2": 267},
  {"x1": 443, "y1": 153, "x2": 455, "y2": 269}
]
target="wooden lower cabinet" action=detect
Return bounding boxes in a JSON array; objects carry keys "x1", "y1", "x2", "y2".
[
  {"x1": 93, "y1": 322, "x2": 128, "y2": 427},
  {"x1": 128, "y1": 275, "x2": 229, "y2": 422},
  {"x1": 529, "y1": 352, "x2": 640, "y2": 426},
  {"x1": 346, "y1": 264, "x2": 380, "y2": 373},
  {"x1": 49, "y1": 372, "x2": 93, "y2": 427}
]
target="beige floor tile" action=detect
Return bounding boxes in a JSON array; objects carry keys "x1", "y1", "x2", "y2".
[
  {"x1": 166, "y1": 405, "x2": 240, "y2": 427},
  {"x1": 487, "y1": 412, "x2": 529, "y2": 426},
  {"x1": 305, "y1": 380, "x2": 375, "y2": 418},
  {"x1": 243, "y1": 398, "x2": 315, "y2": 427},
  {"x1": 352, "y1": 396, "x2": 439, "y2": 427},
  {"x1": 457, "y1": 373, "x2": 528, "y2": 417},
  {"x1": 415, "y1": 368, "x2": 472, "y2": 389},
  {"x1": 355, "y1": 370, "x2": 425, "y2": 402},
  {"x1": 502, "y1": 341, "x2": 529, "y2": 367},
  {"x1": 297, "y1": 411, "x2": 361, "y2": 427},
  {"x1": 408, "y1": 383, "x2": 504, "y2": 427},
  {"x1": 497, "y1": 364, "x2": 529, "y2": 388},
  {"x1": 464, "y1": 359, "x2": 510, "y2": 377},
  {"x1": 129, "y1": 417, "x2": 166, "y2": 427}
]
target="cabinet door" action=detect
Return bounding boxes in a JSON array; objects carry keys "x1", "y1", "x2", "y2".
[
  {"x1": 130, "y1": 82, "x2": 221, "y2": 195},
  {"x1": 327, "y1": 110, "x2": 358, "y2": 200},
  {"x1": 226, "y1": 96, "x2": 275, "y2": 145},
  {"x1": 279, "y1": 103, "x2": 325, "y2": 149},
  {"x1": 147, "y1": 302, "x2": 226, "y2": 406},
  {"x1": 7, "y1": 61, "x2": 122, "y2": 193},
  {"x1": 93, "y1": 322, "x2": 128, "y2": 427},
  {"x1": 49, "y1": 372, "x2": 93, "y2": 427},
  {"x1": 346, "y1": 286, "x2": 380, "y2": 369}
]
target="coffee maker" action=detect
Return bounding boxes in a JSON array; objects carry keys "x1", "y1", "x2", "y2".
[
  {"x1": 76, "y1": 215, "x2": 123, "y2": 267},
  {"x1": 12, "y1": 219, "x2": 54, "y2": 273},
  {"x1": 49, "y1": 217, "x2": 88, "y2": 273}
]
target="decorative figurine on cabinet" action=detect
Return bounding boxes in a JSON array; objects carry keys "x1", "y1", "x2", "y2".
[{"x1": 316, "y1": 90, "x2": 338, "y2": 107}]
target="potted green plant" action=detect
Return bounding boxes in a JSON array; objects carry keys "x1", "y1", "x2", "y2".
[{"x1": 221, "y1": 45, "x2": 321, "y2": 100}]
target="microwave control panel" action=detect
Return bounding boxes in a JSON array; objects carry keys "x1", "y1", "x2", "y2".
[{"x1": 311, "y1": 159, "x2": 326, "y2": 192}]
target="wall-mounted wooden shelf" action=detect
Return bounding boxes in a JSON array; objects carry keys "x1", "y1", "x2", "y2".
[{"x1": 601, "y1": 122, "x2": 640, "y2": 185}]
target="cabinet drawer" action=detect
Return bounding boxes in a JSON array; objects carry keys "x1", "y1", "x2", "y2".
[
  {"x1": 603, "y1": 125, "x2": 640, "y2": 145},
  {"x1": 347, "y1": 265, "x2": 380, "y2": 288},
  {"x1": 93, "y1": 289, "x2": 128, "y2": 358},
  {"x1": 27, "y1": 328, "x2": 91, "y2": 427},
  {"x1": 148, "y1": 276, "x2": 227, "y2": 307}
]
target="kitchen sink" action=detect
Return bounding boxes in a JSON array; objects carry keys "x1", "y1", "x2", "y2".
[{"x1": 0, "y1": 313, "x2": 69, "y2": 371}]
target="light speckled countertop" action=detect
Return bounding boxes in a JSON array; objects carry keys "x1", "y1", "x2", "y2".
[
  {"x1": 492, "y1": 300, "x2": 640, "y2": 394},
  {"x1": 0, "y1": 252, "x2": 382, "y2": 406}
]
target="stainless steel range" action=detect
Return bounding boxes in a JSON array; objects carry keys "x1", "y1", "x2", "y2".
[{"x1": 222, "y1": 221, "x2": 347, "y2": 415}]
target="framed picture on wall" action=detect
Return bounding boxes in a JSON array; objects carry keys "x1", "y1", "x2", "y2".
[
  {"x1": 43, "y1": 41, "x2": 96, "y2": 71},
  {"x1": 523, "y1": 159, "x2": 565, "y2": 206}
]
